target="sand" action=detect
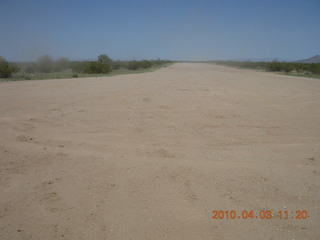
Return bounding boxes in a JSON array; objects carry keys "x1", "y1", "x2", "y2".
[{"x1": 1, "y1": 63, "x2": 319, "y2": 239}]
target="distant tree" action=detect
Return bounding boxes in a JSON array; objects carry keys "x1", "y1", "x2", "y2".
[
  {"x1": 36, "y1": 54, "x2": 54, "y2": 73},
  {"x1": 98, "y1": 54, "x2": 113, "y2": 65},
  {"x1": 0, "y1": 56, "x2": 19, "y2": 78}
]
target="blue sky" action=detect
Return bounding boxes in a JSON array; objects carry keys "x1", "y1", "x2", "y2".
[{"x1": 1, "y1": 0, "x2": 319, "y2": 61}]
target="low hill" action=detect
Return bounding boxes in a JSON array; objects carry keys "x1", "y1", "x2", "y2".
[{"x1": 297, "y1": 55, "x2": 320, "y2": 63}]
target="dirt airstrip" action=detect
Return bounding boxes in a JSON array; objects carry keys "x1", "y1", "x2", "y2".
[{"x1": 1, "y1": 63, "x2": 319, "y2": 239}]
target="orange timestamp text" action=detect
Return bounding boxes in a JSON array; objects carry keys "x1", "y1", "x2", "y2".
[{"x1": 212, "y1": 210, "x2": 310, "y2": 220}]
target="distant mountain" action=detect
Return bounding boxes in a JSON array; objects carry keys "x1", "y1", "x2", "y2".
[{"x1": 296, "y1": 55, "x2": 320, "y2": 63}]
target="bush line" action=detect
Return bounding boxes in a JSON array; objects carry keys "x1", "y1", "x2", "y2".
[
  {"x1": 211, "y1": 60, "x2": 320, "y2": 75},
  {"x1": 0, "y1": 54, "x2": 172, "y2": 80}
]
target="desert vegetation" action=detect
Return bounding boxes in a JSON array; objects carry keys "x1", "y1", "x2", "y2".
[
  {"x1": 211, "y1": 60, "x2": 320, "y2": 77},
  {"x1": 0, "y1": 54, "x2": 172, "y2": 81},
  {"x1": 3, "y1": 56, "x2": 320, "y2": 81},
  {"x1": 0, "y1": 57, "x2": 19, "y2": 78}
]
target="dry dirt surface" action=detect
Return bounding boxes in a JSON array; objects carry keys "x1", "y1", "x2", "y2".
[{"x1": 0, "y1": 63, "x2": 319, "y2": 239}]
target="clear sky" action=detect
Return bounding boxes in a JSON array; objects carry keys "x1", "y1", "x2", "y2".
[{"x1": 1, "y1": 0, "x2": 319, "y2": 61}]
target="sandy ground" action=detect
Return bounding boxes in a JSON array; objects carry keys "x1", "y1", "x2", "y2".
[{"x1": 0, "y1": 63, "x2": 319, "y2": 239}]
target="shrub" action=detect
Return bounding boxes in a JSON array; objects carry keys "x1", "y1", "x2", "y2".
[
  {"x1": 98, "y1": 54, "x2": 113, "y2": 65},
  {"x1": 84, "y1": 61, "x2": 111, "y2": 74},
  {"x1": 139, "y1": 60, "x2": 152, "y2": 69},
  {"x1": 309, "y1": 63, "x2": 320, "y2": 75},
  {"x1": 0, "y1": 56, "x2": 19, "y2": 78},
  {"x1": 266, "y1": 61, "x2": 282, "y2": 72},
  {"x1": 282, "y1": 63, "x2": 294, "y2": 73},
  {"x1": 127, "y1": 60, "x2": 152, "y2": 70}
]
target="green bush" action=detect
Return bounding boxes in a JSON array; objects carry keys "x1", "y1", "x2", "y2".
[
  {"x1": 266, "y1": 61, "x2": 282, "y2": 72},
  {"x1": 84, "y1": 61, "x2": 111, "y2": 74},
  {"x1": 127, "y1": 60, "x2": 152, "y2": 70},
  {"x1": 0, "y1": 57, "x2": 19, "y2": 78},
  {"x1": 309, "y1": 63, "x2": 320, "y2": 75},
  {"x1": 98, "y1": 54, "x2": 113, "y2": 65},
  {"x1": 283, "y1": 63, "x2": 294, "y2": 73},
  {"x1": 139, "y1": 60, "x2": 152, "y2": 69}
]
